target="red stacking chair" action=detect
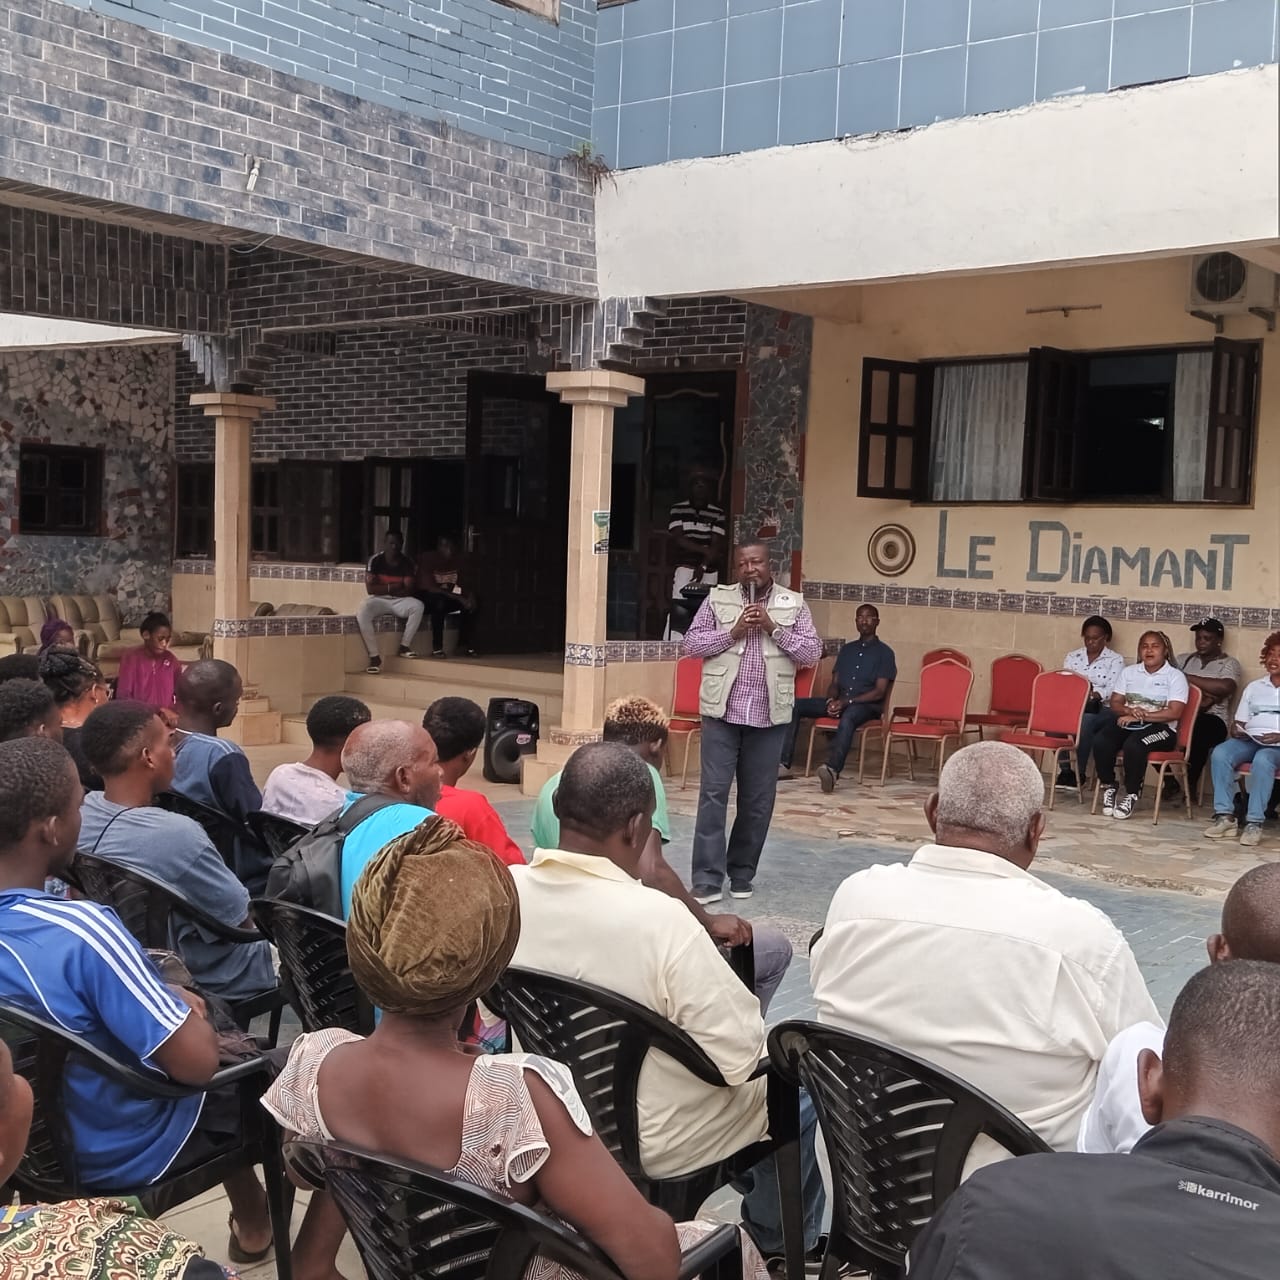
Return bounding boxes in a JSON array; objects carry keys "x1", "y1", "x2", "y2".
[
  {"x1": 966, "y1": 654, "x2": 1044, "y2": 738},
  {"x1": 805, "y1": 680, "x2": 895, "y2": 782},
  {"x1": 893, "y1": 648, "x2": 972, "y2": 723},
  {"x1": 1089, "y1": 684, "x2": 1202, "y2": 825},
  {"x1": 1000, "y1": 671, "x2": 1091, "y2": 810},
  {"x1": 666, "y1": 656, "x2": 703, "y2": 791},
  {"x1": 880, "y1": 660, "x2": 975, "y2": 782}
]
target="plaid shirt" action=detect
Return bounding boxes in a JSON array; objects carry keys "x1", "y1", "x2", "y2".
[{"x1": 682, "y1": 582, "x2": 822, "y2": 727}]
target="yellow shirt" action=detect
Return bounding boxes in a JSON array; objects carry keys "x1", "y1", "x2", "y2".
[
  {"x1": 510, "y1": 847, "x2": 769, "y2": 1179},
  {"x1": 811, "y1": 843, "x2": 1162, "y2": 1154}
]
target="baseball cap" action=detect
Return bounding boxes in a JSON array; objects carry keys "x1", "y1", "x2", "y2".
[{"x1": 1189, "y1": 617, "x2": 1225, "y2": 636}]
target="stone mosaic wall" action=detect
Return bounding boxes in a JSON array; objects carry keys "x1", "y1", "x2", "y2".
[
  {"x1": 0, "y1": 345, "x2": 175, "y2": 619},
  {"x1": 737, "y1": 306, "x2": 813, "y2": 586}
]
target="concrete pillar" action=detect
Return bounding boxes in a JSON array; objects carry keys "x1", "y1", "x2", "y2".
[
  {"x1": 539, "y1": 368, "x2": 643, "y2": 762},
  {"x1": 190, "y1": 392, "x2": 275, "y2": 671}
]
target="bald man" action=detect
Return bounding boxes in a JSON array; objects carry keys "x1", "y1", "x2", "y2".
[
  {"x1": 1079, "y1": 861, "x2": 1280, "y2": 1154},
  {"x1": 334, "y1": 720, "x2": 443, "y2": 917},
  {"x1": 908, "y1": 962, "x2": 1280, "y2": 1279},
  {"x1": 812, "y1": 740, "x2": 1158, "y2": 1155}
]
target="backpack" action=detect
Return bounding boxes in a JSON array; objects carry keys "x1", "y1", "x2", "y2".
[{"x1": 263, "y1": 793, "x2": 399, "y2": 916}]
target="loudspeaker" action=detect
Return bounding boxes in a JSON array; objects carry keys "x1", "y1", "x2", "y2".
[{"x1": 483, "y1": 697, "x2": 540, "y2": 784}]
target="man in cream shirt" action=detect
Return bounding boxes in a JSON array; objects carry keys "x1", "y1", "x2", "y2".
[
  {"x1": 511, "y1": 741, "x2": 823, "y2": 1259},
  {"x1": 812, "y1": 740, "x2": 1160, "y2": 1153}
]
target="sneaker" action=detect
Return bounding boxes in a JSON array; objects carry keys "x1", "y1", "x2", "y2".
[
  {"x1": 1204, "y1": 814, "x2": 1238, "y2": 839},
  {"x1": 365, "y1": 655, "x2": 382, "y2": 674},
  {"x1": 1101, "y1": 785, "x2": 1117, "y2": 817},
  {"x1": 1241, "y1": 822, "x2": 1264, "y2": 848},
  {"x1": 397, "y1": 645, "x2": 420, "y2": 659},
  {"x1": 817, "y1": 764, "x2": 837, "y2": 794},
  {"x1": 778, "y1": 764, "x2": 794, "y2": 781},
  {"x1": 729, "y1": 880, "x2": 753, "y2": 899},
  {"x1": 692, "y1": 885, "x2": 722, "y2": 905},
  {"x1": 1056, "y1": 769, "x2": 1078, "y2": 790},
  {"x1": 431, "y1": 649, "x2": 447, "y2": 659},
  {"x1": 1113, "y1": 792, "x2": 1138, "y2": 820}
]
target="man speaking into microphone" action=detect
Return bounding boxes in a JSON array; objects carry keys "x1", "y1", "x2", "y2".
[{"x1": 682, "y1": 540, "x2": 822, "y2": 903}]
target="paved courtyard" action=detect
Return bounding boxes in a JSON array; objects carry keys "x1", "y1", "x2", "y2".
[{"x1": 211, "y1": 753, "x2": 1235, "y2": 1278}]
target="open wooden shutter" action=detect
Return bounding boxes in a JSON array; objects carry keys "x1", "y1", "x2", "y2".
[
  {"x1": 857, "y1": 358, "x2": 930, "y2": 499},
  {"x1": 1203, "y1": 337, "x2": 1260, "y2": 503},
  {"x1": 1024, "y1": 347, "x2": 1085, "y2": 501}
]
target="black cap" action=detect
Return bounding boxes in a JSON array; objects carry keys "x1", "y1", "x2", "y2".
[{"x1": 1190, "y1": 617, "x2": 1225, "y2": 636}]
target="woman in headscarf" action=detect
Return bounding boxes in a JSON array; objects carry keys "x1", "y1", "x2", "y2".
[{"x1": 264, "y1": 815, "x2": 765, "y2": 1280}]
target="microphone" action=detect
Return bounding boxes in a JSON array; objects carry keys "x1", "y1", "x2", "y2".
[{"x1": 748, "y1": 582, "x2": 757, "y2": 606}]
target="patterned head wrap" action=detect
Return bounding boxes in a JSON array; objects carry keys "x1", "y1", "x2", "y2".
[{"x1": 346, "y1": 814, "x2": 520, "y2": 1017}]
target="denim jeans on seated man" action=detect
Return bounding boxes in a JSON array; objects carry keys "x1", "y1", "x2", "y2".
[
  {"x1": 738, "y1": 1091, "x2": 826, "y2": 1257},
  {"x1": 781, "y1": 697, "x2": 881, "y2": 775},
  {"x1": 1210, "y1": 738, "x2": 1280, "y2": 824}
]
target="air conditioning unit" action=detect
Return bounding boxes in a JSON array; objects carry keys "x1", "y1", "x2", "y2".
[{"x1": 1188, "y1": 252, "x2": 1277, "y2": 314}]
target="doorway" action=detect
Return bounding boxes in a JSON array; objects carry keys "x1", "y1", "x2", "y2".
[
  {"x1": 608, "y1": 371, "x2": 737, "y2": 640},
  {"x1": 465, "y1": 372, "x2": 572, "y2": 654}
]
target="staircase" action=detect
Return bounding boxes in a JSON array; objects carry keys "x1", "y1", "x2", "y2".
[{"x1": 281, "y1": 654, "x2": 565, "y2": 746}]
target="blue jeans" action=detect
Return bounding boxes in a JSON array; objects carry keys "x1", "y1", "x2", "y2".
[
  {"x1": 781, "y1": 697, "x2": 882, "y2": 775},
  {"x1": 750, "y1": 923, "x2": 794, "y2": 1014},
  {"x1": 1211, "y1": 738, "x2": 1280, "y2": 823},
  {"x1": 740, "y1": 1091, "x2": 826, "y2": 1254}
]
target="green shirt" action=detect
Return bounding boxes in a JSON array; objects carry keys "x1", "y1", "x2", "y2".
[{"x1": 531, "y1": 762, "x2": 670, "y2": 849}]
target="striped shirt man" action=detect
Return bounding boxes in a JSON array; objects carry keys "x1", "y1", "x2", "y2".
[
  {"x1": 668, "y1": 499, "x2": 727, "y2": 566},
  {"x1": 0, "y1": 888, "x2": 202, "y2": 1188}
]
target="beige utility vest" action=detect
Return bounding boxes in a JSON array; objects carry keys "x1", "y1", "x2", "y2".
[{"x1": 699, "y1": 583, "x2": 805, "y2": 726}]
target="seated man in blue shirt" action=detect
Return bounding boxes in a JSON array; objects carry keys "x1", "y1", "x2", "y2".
[
  {"x1": 77, "y1": 700, "x2": 276, "y2": 1004},
  {"x1": 780, "y1": 603, "x2": 897, "y2": 792},
  {"x1": 0, "y1": 736, "x2": 274, "y2": 1259},
  {"x1": 336, "y1": 718, "x2": 443, "y2": 917},
  {"x1": 171, "y1": 659, "x2": 271, "y2": 894}
]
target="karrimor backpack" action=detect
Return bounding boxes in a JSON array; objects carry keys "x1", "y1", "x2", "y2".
[{"x1": 263, "y1": 794, "x2": 398, "y2": 915}]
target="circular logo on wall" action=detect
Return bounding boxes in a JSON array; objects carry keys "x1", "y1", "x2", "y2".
[{"x1": 867, "y1": 523, "x2": 916, "y2": 577}]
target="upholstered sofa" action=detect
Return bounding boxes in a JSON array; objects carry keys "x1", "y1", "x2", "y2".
[
  {"x1": 48, "y1": 594, "x2": 209, "y2": 677},
  {"x1": 0, "y1": 596, "x2": 54, "y2": 658}
]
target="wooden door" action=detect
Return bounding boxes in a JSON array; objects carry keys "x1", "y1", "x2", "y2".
[
  {"x1": 1025, "y1": 347, "x2": 1086, "y2": 500},
  {"x1": 464, "y1": 372, "x2": 570, "y2": 654}
]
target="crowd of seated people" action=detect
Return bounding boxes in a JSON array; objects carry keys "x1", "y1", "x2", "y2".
[{"x1": 5, "y1": 611, "x2": 1280, "y2": 1280}]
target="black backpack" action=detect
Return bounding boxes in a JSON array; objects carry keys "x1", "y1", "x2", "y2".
[{"x1": 263, "y1": 793, "x2": 399, "y2": 916}]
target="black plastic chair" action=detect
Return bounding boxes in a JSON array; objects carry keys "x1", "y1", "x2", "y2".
[
  {"x1": 251, "y1": 898, "x2": 375, "y2": 1035},
  {"x1": 157, "y1": 791, "x2": 272, "y2": 893},
  {"x1": 768, "y1": 1021, "x2": 1052, "y2": 1280},
  {"x1": 248, "y1": 810, "x2": 310, "y2": 859},
  {"x1": 286, "y1": 1138, "x2": 741, "y2": 1280},
  {"x1": 0, "y1": 999, "x2": 294, "y2": 1280},
  {"x1": 71, "y1": 850, "x2": 286, "y2": 1044},
  {"x1": 486, "y1": 966, "x2": 803, "y2": 1280}
]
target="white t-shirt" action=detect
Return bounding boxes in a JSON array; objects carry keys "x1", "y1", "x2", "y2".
[
  {"x1": 1077, "y1": 1020, "x2": 1165, "y2": 1154},
  {"x1": 1112, "y1": 661, "x2": 1190, "y2": 731},
  {"x1": 260, "y1": 761, "x2": 346, "y2": 827},
  {"x1": 1236, "y1": 674, "x2": 1280, "y2": 741}
]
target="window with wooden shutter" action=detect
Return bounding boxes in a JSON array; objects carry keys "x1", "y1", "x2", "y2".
[
  {"x1": 857, "y1": 359, "x2": 928, "y2": 499},
  {"x1": 1024, "y1": 347, "x2": 1085, "y2": 501},
  {"x1": 1203, "y1": 337, "x2": 1260, "y2": 504}
]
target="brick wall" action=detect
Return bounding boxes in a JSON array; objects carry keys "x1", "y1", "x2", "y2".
[
  {"x1": 1, "y1": 0, "x2": 597, "y2": 296},
  {"x1": 174, "y1": 326, "x2": 533, "y2": 461},
  {"x1": 58, "y1": 0, "x2": 595, "y2": 156},
  {"x1": 635, "y1": 296, "x2": 748, "y2": 371},
  {"x1": 0, "y1": 206, "x2": 226, "y2": 333}
]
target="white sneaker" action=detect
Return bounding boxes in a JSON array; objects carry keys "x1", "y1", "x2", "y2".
[
  {"x1": 1241, "y1": 823, "x2": 1264, "y2": 847},
  {"x1": 1113, "y1": 792, "x2": 1138, "y2": 820},
  {"x1": 693, "y1": 885, "x2": 722, "y2": 905},
  {"x1": 1101, "y1": 785, "x2": 1117, "y2": 817},
  {"x1": 1204, "y1": 814, "x2": 1238, "y2": 839}
]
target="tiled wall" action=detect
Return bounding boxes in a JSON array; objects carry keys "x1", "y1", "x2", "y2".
[
  {"x1": 57, "y1": 0, "x2": 596, "y2": 154},
  {"x1": 594, "y1": 0, "x2": 1280, "y2": 168}
]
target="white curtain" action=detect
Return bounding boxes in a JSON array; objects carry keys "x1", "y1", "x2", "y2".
[
  {"x1": 1173, "y1": 350, "x2": 1213, "y2": 502},
  {"x1": 929, "y1": 361, "x2": 1028, "y2": 501}
]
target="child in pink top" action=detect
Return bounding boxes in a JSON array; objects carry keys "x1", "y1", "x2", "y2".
[{"x1": 114, "y1": 612, "x2": 183, "y2": 710}]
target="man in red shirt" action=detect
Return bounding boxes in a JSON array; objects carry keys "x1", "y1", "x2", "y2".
[{"x1": 423, "y1": 697, "x2": 525, "y2": 866}]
